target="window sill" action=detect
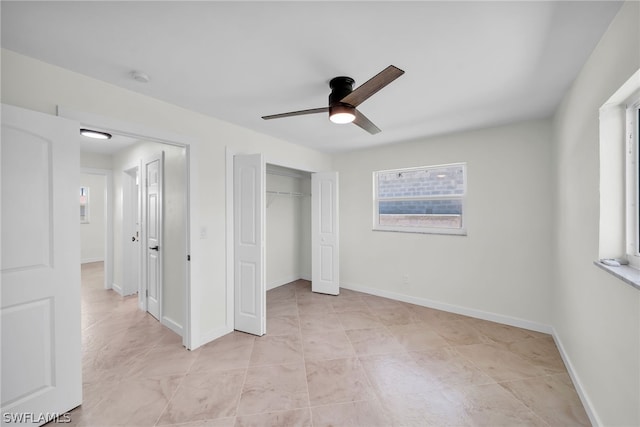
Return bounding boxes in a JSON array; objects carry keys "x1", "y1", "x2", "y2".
[
  {"x1": 593, "y1": 261, "x2": 640, "y2": 291},
  {"x1": 372, "y1": 227, "x2": 467, "y2": 236}
]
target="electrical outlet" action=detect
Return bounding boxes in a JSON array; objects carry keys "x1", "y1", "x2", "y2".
[
  {"x1": 402, "y1": 274, "x2": 409, "y2": 285},
  {"x1": 200, "y1": 226, "x2": 207, "y2": 239}
]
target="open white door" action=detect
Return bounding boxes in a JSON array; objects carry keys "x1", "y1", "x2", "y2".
[
  {"x1": 233, "y1": 153, "x2": 265, "y2": 336},
  {"x1": 1, "y1": 104, "x2": 82, "y2": 425},
  {"x1": 143, "y1": 153, "x2": 163, "y2": 320},
  {"x1": 122, "y1": 167, "x2": 140, "y2": 297},
  {"x1": 312, "y1": 171, "x2": 340, "y2": 295}
]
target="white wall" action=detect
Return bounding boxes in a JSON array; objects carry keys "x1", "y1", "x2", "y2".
[
  {"x1": 333, "y1": 119, "x2": 553, "y2": 329},
  {"x1": 112, "y1": 140, "x2": 187, "y2": 334},
  {"x1": 551, "y1": 1, "x2": 640, "y2": 425},
  {"x1": 1, "y1": 48, "x2": 333, "y2": 347},
  {"x1": 81, "y1": 151, "x2": 112, "y2": 170},
  {"x1": 266, "y1": 173, "x2": 308, "y2": 289},
  {"x1": 79, "y1": 172, "x2": 106, "y2": 263}
]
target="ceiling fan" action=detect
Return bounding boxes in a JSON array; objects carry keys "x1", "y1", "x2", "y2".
[{"x1": 262, "y1": 65, "x2": 404, "y2": 135}]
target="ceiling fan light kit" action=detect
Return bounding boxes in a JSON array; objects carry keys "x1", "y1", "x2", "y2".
[
  {"x1": 262, "y1": 65, "x2": 404, "y2": 135},
  {"x1": 329, "y1": 105, "x2": 356, "y2": 124}
]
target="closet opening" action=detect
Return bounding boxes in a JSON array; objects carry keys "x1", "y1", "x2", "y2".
[
  {"x1": 265, "y1": 164, "x2": 312, "y2": 292},
  {"x1": 230, "y1": 151, "x2": 339, "y2": 337}
]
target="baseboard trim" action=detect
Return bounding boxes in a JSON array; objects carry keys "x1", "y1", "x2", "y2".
[
  {"x1": 111, "y1": 282, "x2": 122, "y2": 295},
  {"x1": 162, "y1": 316, "x2": 184, "y2": 337},
  {"x1": 81, "y1": 257, "x2": 104, "y2": 264},
  {"x1": 551, "y1": 327, "x2": 601, "y2": 426},
  {"x1": 267, "y1": 276, "x2": 305, "y2": 291},
  {"x1": 198, "y1": 325, "x2": 233, "y2": 349},
  {"x1": 340, "y1": 281, "x2": 553, "y2": 334}
]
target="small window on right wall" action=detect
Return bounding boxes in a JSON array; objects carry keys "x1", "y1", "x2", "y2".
[{"x1": 373, "y1": 163, "x2": 467, "y2": 235}]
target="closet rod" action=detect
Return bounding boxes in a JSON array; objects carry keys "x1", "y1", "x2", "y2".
[{"x1": 266, "y1": 190, "x2": 308, "y2": 197}]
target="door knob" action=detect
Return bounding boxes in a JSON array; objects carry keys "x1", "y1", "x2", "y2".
[{"x1": 149, "y1": 245, "x2": 159, "y2": 251}]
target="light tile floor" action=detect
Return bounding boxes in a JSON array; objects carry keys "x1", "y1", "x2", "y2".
[{"x1": 70, "y1": 262, "x2": 590, "y2": 426}]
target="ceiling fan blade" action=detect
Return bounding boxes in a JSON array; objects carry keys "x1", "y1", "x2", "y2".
[
  {"x1": 340, "y1": 65, "x2": 404, "y2": 107},
  {"x1": 353, "y1": 109, "x2": 381, "y2": 135},
  {"x1": 262, "y1": 107, "x2": 328, "y2": 120}
]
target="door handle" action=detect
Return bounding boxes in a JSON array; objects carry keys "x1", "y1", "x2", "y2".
[{"x1": 149, "y1": 245, "x2": 159, "y2": 251}]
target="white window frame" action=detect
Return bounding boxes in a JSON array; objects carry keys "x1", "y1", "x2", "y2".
[
  {"x1": 626, "y1": 96, "x2": 640, "y2": 267},
  {"x1": 372, "y1": 163, "x2": 467, "y2": 236}
]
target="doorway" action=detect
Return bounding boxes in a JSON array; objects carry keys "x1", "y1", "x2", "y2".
[
  {"x1": 61, "y1": 106, "x2": 193, "y2": 348},
  {"x1": 80, "y1": 168, "x2": 112, "y2": 291},
  {"x1": 122, "y1": 165, "x2": 140, "y2": 297},
  {"x1": 229, "y1": 151, "x2": 340, "y2": 336}
]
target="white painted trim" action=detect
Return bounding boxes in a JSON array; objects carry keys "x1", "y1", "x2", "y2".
[
  {"x1": 81, "y1": 257, "x2": 104, "y2": 264},
  {"x1": 340, "y1": 281, "x2": 553, "y2": 334},
  {"x1": 201, "y1": 325, "x2": 234, "y2": 348},
  {"x1": 62, "y1": 106, "x2": 194, "y2": 350},
  {"x1": 162, "y1": 315, "x2": 184, "y2": 337},
  {"x1": 57, "y1": 106, "x2": 199, "y2": 147},
  {"x1": 81, "y1": 167, "x2": 113, "y2": 292},
  {"x1": 551, "y1": 327, "x2": 601, "y2": 427},
  {"x1": 267, "y1": 276, "x2": 302, "y2": 291},
  {"x1": 111, "y1": 282, "x2": 123, "y2": 296},
  {"x1": 225, "y1": 147, "x2": 236, "y2": 339},
  {"x1": 300, "y1": 274, "x2": 312, "y2": 281},
  {"x1": 183, "y1": 144, "x2": 193, "y2": 349}
]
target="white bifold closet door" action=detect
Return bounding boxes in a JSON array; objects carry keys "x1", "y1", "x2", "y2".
[
  {"x1": 233, "y1": 153, "x2": 266, "y2": 336},
  {"x1": 311, "y1": 171, "x2": 339, "y2": 295}
]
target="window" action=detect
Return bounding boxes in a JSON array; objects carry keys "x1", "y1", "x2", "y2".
[
  {"x1": 626, "y1": 96, "x2": 640, "y2": 264},
  {"x1": 373, "y1": 163, "x2": 467, "y2": 235},
  {"x1": 80, "y1": 186, "x2": 90, "y2": 223}
]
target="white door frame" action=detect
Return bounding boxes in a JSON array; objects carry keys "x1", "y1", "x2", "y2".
[
  {"x1": 57, "y1": 106, "x2": 195, "y2": 349},
  {"x1": 80, "y1": 167, "x2": 113, "y2": 291},
  {"x1": 122, "y1": 165, "x2": 140, "y2": 297}
]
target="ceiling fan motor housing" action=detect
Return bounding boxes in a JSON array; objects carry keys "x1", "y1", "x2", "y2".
[{"x1": 329, "y1": 76, "x2": 356, "y2": 117}]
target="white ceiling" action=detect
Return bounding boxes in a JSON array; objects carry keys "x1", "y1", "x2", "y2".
[
  {"x1": 79, "y1": 129, "x2": 140, "y2": 155},
  {"x1": 1, "y1": 1, "x2": 623, "y2": 153}
]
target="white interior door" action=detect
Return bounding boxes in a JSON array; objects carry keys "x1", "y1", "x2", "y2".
[
  {"x1": 1, "y1": 104, "x2": 82, "y2": 425},
  {"x1": 234, "y1": 153, "x2": 265, "y2": 336},
  {"x1": 122, "y1": 168, "x2": 140, "y2": 296},
  {"x1": 143, "y1": 153, "x2": 163, "y2": 320},
  {"x1": 312, "y1": 171, "x2": 340, "y2": 295}
]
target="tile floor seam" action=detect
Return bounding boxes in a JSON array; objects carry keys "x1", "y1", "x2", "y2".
[
  {"x1": 152, "y1": 372, "x2": 189, "y2": 427},
  {"x1": 494, "y1": 378, "x2": 554, "y2": 422},
  {"x1": 445, "y1": 344, "x2": 500, "y2": 386},
  {"x1": 355, "y1": 351, "x2": 398, "y2": 423},
  {"x1": 232, "y1": 354, "x2": 253, "y2": 419}
]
